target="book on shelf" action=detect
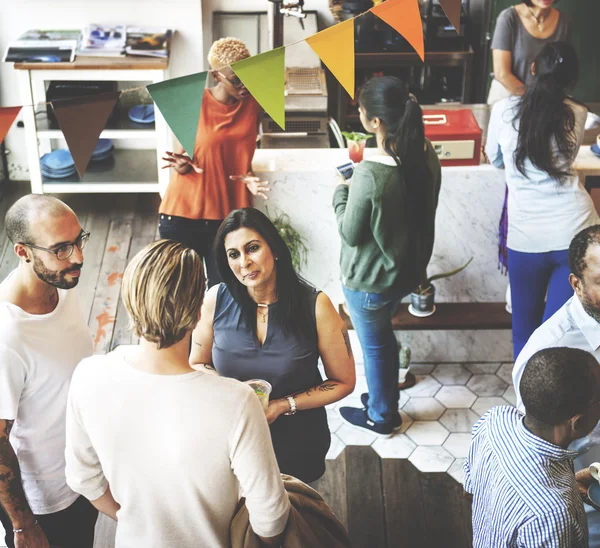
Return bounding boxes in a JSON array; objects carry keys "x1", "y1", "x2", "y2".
[
  {"x1": 125, "y1": 28, "x2": 172, "y2": 58},
  {"x1": 3, "y1": 29, "x2": 81, "y2": 63},
  {"x1": 78, "y1": 24, "x2": 126, "y2": 57}
]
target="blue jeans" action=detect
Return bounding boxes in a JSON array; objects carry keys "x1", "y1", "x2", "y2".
[
  {"x1": 342, "y1": 285, "x2": 405, "y2": 424},
  {"x1": 507, "y1": 248, "x2": 574, "y2": 359}
]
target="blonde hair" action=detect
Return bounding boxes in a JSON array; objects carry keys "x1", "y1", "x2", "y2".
[
  {"x1": 121, "y1": 240, "x2": 205, "y2": 349},
  {"x1": 207, "y1": 37, "x2": 250, "y2": 69}
]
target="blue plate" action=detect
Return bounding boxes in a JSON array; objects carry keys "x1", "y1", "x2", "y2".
[
  {"x1": 128, "y1": 104, "x2": 155, "y2": 124},
  {"x1": 41, "y1": 149, "x2": 74, "y2": 170},
  {"x1": 591, "y1": 144, "x2": 600, "y2": 158},
  {"x1": 93, "y1": 139, "x2": 113, "y2": 156},
  {"x1": 41, "y1": 164, "x2": 77, "y2": 175},
  {"x1": 589, "y1": 482, "x2": 600, "y2": 507}
]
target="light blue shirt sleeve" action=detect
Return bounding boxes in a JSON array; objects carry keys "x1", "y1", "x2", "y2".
[{"x1": 485, "y1": 100, "x2": 505, "y2": 169}]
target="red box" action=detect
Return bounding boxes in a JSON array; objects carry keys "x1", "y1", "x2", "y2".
[{"x1": 423, "y1": 109, "x2": 482, "y2": 167}]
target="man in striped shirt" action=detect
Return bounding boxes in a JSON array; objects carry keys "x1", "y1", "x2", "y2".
[{"x1": 465, "y1": 347, "x2": 600, "y2": 547}]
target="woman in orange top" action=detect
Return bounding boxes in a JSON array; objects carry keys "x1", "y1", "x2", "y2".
[{"x1": 159, "y1": 37, "x2": 268, "y2": 287}]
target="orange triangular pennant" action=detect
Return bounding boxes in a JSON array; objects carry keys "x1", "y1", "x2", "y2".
[
  {"x1": 439, "y1": 0, "x2": 461, "y2": 33},
  {"x1": 52, "y1": 92, "x2": 121, "y2": 177},
  {"x1": 306, "y1": 19, "x2": 355, "y2": 98},
  {"x1": 371, "y1": 0, "x2": 424, "y2": 62},
  {"x1": 0, "y1": 107, "x2": 22, "y2": 145}
]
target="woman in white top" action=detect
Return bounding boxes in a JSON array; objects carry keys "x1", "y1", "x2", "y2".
[
  {"x1": 64, "y1": 240, "x2": 290, "y2": 548},
  {"x1": 485, "y1": 41, "x2": 598, "y2": 359}
]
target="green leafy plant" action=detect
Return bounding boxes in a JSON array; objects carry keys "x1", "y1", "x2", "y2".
[
  {"x1": 341, "y1": 131, "x2": 373, "y2": 143},
  {"x1": 414, "y1": 258, "x2": 473, "y2": 295},
  {"x1": 265, "y1": 206, "x2": 309, "y2": 272}
]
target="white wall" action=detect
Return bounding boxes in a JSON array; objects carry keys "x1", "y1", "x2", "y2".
[{"x1": 0, "y1": 0, "x2": 204, "y2": 181}]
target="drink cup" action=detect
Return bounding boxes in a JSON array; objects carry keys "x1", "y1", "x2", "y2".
[{"x1": 244, "y1": 379, "x2": 272, "y2": 411}]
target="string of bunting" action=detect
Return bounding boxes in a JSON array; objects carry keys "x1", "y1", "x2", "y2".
[{"x1": 0, "y1": 0, "x2": 461, "y2": 177}]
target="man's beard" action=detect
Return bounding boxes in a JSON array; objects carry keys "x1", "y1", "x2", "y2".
[
  {"x1": 580, "y1": 293, "x2": 600, "y2": 324},
  {"x1": 32, "y1": 254, "x2": 82, "y2": 290}
]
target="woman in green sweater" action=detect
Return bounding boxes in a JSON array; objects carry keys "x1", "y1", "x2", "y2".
[{"x1": 333, "y1": 76, "x2": 442, "y2": 437}]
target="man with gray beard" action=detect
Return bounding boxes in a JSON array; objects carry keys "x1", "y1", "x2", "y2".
[{"x1": 0, "y1": 195, "x2": 96, "y2": 548}]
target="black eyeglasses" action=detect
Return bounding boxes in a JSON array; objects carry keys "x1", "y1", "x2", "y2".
[
  {"x1": 217, "y1": 71, "x2": 245, "y2": 89},
  {"x1": 22, "y1": 230, "x2": 90, "y2": 261}
]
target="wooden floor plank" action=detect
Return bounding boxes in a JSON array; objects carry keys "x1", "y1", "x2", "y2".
[
  {"x1": 382, "y1": 459, "x2": 428, "y2": 548},
  {"x1": 88, "y1": 218, "x2": 134, "y2": 354},
  {"x1": 311, "y1": 451, "x2": 348, "y2": 530},
  {"x1": 110, "y1": 205, "x2": 158, "y2": 350},
  {"x1": 346, "y1": 446, "x2": 386, "y2": 548}
]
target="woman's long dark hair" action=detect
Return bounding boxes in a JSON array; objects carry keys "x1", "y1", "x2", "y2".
[
  {"x1": 515, "y1": 41, "x2": 580, "y2": 183},
  {"x1": 214, "y1": 208, "x2": 315, "y2": 338},
  {"x1": 358, "y1": 76, "x2": 435, "y2": 286}
]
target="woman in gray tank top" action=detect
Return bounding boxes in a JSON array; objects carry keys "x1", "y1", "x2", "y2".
[
  {"x1": 190, "y1": 208, "x2": 356, "y2": 483},
  {"x1": 489, "y1": 0, "x2": 571, "y2": 103}
]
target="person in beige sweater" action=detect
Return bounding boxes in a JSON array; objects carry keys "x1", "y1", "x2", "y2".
[{"x1": 65, "y1": 240, "x2": 290, "y2": 548}]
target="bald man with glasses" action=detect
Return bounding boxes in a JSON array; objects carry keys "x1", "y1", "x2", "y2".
[{"x1": 0, "y1": 194, "x2": 96, "y2": 548}]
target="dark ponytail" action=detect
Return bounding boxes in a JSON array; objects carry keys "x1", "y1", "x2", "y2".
[
  {"x1": 515, "y1": 41, "x2": 580, "y2": 183},
  {"x1": 358, "y1": 76, "x2": 433, "y2": 232}
]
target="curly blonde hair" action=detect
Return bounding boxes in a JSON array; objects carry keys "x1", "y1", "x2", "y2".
[{"x1": 207, "y1": 37, "x2": 251, "y2": 69}]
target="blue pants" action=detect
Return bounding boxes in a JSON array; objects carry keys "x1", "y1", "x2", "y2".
[
  {"x1": 507, "y1": 248, "x2": 574, "y2": 360},
  {"x1": 342, "y1": 285, "x2": 405, "y2": 424}
]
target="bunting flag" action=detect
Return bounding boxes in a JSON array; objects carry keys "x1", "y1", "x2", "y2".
[
  {"x1": 439, "y1": 0, "x2": 462, "y2": 33},
  {"x1": 232, "y1": 48, "x2": 286, "y2": 130},
  {"x1": 0, "y1": 107, "x2": 22, "y2": 145},
  {"x1": 306, "y1": 19, "x2": 355, "y2": 98},
  {"x1": 147, "y1": 72, "x2": 208, "y2": 158},
  {"x1": 371, "y1": 0, "x2": 425, "y2": 62},
  {"x1": 52, "y1": 92, "x2": 121, "y2": 177}
]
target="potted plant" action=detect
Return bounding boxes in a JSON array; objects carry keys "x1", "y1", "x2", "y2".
[
  {"x1": 341, "y1": 131, "x2": 373, "y2": 163},
  {"x1": 265, "y1": 206, "x2": 309, "y2": 272},
  {"x1": 409, "y1": 258, "x2": 473, "y2": 317}
]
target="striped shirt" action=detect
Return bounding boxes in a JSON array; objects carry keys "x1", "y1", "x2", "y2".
[{"x1": 464, "y1": 406, "x2": 588, "y2": 548}]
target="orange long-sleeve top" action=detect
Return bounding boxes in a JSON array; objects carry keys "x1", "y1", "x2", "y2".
[{"x1": 159, "y1": 88, "x2": 261, "y2": 220}]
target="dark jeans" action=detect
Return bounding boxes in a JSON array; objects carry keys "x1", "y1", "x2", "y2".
[
  {"x1": 0, "y1": 495, "x2": 98, "y2": 548},
  {"x1": 158, "y1": 215, "x2": 222, "y2": 288},
  {"x1": 507, "y1": 248, "x2": 573, "y2": 360}
]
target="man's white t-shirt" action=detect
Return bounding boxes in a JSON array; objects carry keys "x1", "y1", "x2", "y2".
[
  {"x1": 0, "y1": 274, "x2": 93, "y2": 514},
  {"x1": 65, "y1": 349, "x2": 290, "y2": 548}
]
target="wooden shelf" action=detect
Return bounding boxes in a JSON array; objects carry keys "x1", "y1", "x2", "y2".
[
  {"x1": 14, "y1": 56, "x2": 169, "y2": 71},
  {"x1": 339, "y1": 302, "x2": 512, "y2": 331}
]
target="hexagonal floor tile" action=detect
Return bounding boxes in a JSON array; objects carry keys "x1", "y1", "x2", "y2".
[
  {"x1": 464, "y1": 363, "x2": 501, "y2": 375},
  {"x1": 372, "y1": 434, "x2": 417, "y2": 459},
  {"x1": 326, "y1": 408, "x2": 343, "y2": 433},
  {"x1": 496, "y1": 363, "x2": 513, "y2": 385},
  {"x1": 405, "y1": 421, "x2": 449, "y2": 445},
  {"x1": 472, "y1": 397, "x2": 509, "y2": 417},
  {"x1": 326, "y1": 434, "x2": 345, "y2": 460},
  {"x1": 409, "y1": 446, "x2": 455, "y2": 473},
  {"x1": 436, "y1": 386, "x2": 477, "y2": 409},
  {"x1": 336, "y1": 423, "x2": 377, "y2": 446},
  {"x1": 443, "y1": 433, "x2": 472, "y2": 458},
  {"x1": 404, "y1": 375, "x2": 442, "y2": 397},
  {"x1": 467, "y1": 374, "x2": 508, "y2": 397},
  {"x1": 432, "y1": 364, "x2": 472, "y2": 385},
  {"x1": 397, "y1": 410, "x2": 414, "y2": 434},
  {"x1": 409, "y1": 363, "x2": 436, "y2": 375},
  {"x1": 439, "y1": 408, "x2": 480, "y2": 433},
  {"x1": 402, "y1": 397, "x2": 446, "y2": 421},
  {"x1": 448, "y1": 458, "x2": 466, "y2": 484},
  {"x1": 503, "y1": 385, "x2": 517, "y2": 406}
]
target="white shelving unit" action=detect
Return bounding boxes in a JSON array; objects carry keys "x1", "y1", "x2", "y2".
[{"x1": 15, "y1": 56, "x2": 171, "y2": 194}]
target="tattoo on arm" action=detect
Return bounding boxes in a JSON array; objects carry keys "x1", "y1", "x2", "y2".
[
  {"x1": 303, "y1": 382, "x2": 339, "y2": 397},
  {"x1": 0, "y1": 420, "x2": 31, "y2": 515},
  {"x1": 202, "y1": 364, "x2": 216, "y2": 372},
  {"x1": 341, "y1": 327, "x2": 353, "y2": 358},
  {"x1": 192, "y1": 339, "x2": 202, "y2": 346}
]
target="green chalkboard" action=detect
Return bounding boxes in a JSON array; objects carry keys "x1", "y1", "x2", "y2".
[{"x1": 489, "y1": 0, "x2": 598, "y2": 103}]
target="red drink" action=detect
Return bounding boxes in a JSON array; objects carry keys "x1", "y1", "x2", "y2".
[{"x1": 348, "y1": 139, "x2": 367, "y2": 163}]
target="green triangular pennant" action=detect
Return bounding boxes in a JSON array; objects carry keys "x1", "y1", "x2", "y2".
[
  {"x1": 231, "y1": 48, "x2": 285, "y2": 130},
  {"x1": 147, "y1": 72, "x2": 208, "y2": 157}
]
